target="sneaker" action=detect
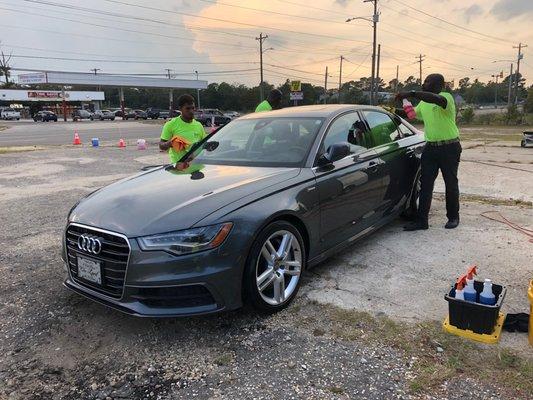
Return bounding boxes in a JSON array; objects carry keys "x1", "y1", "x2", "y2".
[
  {"x1": 445, "y1": 218, "x2": 460, "y2": 229},
  {"x1": 403, "y1": 220, "x2": 429, "y2": 231}
]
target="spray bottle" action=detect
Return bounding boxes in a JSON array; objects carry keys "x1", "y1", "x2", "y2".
[
  {"x1": 402, "y1": 99, "x2": 417, "y2": 120},
  {"x1": 454, "y1": 275, "x2": 467, "y2": 301},
  {"x1": 479, "y1": 279, "x2": 496, "y2": 305},
  {"x1": 463, "y1": 265, "x2": 478, "y2": 302}
]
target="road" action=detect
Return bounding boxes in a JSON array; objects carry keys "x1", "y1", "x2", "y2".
[{"x1": 0, "y1": 119, "x2": 163, "y2": 146}]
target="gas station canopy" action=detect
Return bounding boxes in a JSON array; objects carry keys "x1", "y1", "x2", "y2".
[{"x1": 18, "y1": 71, "x2": 208, "y2": 90}]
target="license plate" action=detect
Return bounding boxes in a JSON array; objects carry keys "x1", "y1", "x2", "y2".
[{"x1": 77, "y1": 256, "x2": 102, "y2": 285}]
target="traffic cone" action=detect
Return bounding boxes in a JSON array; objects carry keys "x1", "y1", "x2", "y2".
[
  {"x1": 73, "y1": 131, "x2": 81, "y2": 145},
  {"x1": 118, "y1": 138, "x2": 126, "y2": 148}
]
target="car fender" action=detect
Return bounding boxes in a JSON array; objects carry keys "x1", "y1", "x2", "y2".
[{"x1": 194, "y1": 168, "x2": 320, "y2": 261}]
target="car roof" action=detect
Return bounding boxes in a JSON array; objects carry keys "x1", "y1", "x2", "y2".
[{"x1": 239, "y1": 104, "x2": 388, "y2": 119}]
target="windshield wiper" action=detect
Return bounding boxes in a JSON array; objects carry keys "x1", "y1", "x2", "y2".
[{"x1": 177, "y1": 125, "x2": 223, "y2": 163}]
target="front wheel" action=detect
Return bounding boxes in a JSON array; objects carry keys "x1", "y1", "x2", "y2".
[
  {"x1": 521, "y1": 140, "x2": 526, "y2": 148},
  {"x1": 243, "y1": 221, "x2": 305, "y2": 313},
  {"x1": 402, "y1": 172, "x2": 420, "y2": 220}
]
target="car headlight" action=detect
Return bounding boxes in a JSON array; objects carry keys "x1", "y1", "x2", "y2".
[{"x1": 138, "y1": 223, "x2": 233, "y2": 256}]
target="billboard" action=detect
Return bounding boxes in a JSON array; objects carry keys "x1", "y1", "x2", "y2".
[
  {"x1": 0, "y1": 90, "x2": 104, "y2": 102},
  {"x1": 18, "y1": 72, "x2": 48, "y2": 84}
]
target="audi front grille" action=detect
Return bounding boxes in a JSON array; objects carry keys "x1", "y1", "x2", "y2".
[{"x1": 65, "y1": 224, "x2": 130, "y2": 298}]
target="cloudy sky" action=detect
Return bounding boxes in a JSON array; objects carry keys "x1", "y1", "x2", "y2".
[{"x1": 0, "y1": 0, "x2": 531, "y2": 88}]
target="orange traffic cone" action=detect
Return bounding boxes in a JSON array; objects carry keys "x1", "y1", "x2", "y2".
[
  {"x1": 73, "y1": 131, "x2": 81, "y2": 145},
  {"x1": 118, "y1": 138, "x2": 126, "y2": 148}
]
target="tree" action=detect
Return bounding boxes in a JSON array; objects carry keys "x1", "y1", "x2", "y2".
[
  {"x1": 525, "y1": 86, "x2": 533, "y2": 114},
  {"x1": 0, "y1": 49, "x2": 12, "y2": 86}
]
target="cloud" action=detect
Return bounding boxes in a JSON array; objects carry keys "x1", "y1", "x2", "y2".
[
  {"x1": 460, "y1": 4, "x2": 483, "y2": 23},
  {"x1": 490, "y1": 0, "x2": 533, "y2": 20}
]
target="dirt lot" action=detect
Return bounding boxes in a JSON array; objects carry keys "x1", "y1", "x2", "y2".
[{"x1": 0, "y1": 135, "x2": 531, "y2": 399}]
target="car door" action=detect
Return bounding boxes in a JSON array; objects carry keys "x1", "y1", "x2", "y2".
[
  {"x1": 313, "y1": 111, "x2": 384, "y2": 251},
  {"x1": 361, "y1": 110, "x2": 414, "y2": 216}
]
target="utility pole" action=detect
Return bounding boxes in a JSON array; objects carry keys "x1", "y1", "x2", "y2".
[
  {"x1": 195, "y1": 70, "x2": 201, "y2": 108},
  {"x1": 324, "y1": 66, "x2": 329, "y2": 104},
  {"x1": 395, "y1": 64, "x2": 399, "y2": 91},
  {"x1": 256, "y1": 32, "x2": 269, "y2": 101},
  {"x1": 491, "y1": 71, "x2": 502, "y2": 109},
  {"x1": 90, "y1": 68, "x2": 100, "y2": 75},
  {"x1": 90, "y1": 68, "x2": 101, "y2": 109},
  {"x1": 416, "y1": 54, "x2": 426, "y2": 87},
  {"x1": 362, "y1": 0, "x2": 379, "y2": 105},
  {"x1": 165, "y1": 68, "x2": 172, "y2": 79},
  {"x1": 507, "y1": 63, "x2": 513, "y2": 108},
  {"x1": 376, "y1": 43, "x2": 381, "y2": 101},
  {"x1": 513, "y1": 42, "x2": 527, "y2": 105},
  {"x1": 338, "y1": 55, "x2": 344, "y2": 104}
]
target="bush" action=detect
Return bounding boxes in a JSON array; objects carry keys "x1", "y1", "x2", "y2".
[
  {"x1": 525, "y1": 87, "x2": 533, "y2": 114},
  {"x1": 459, "y1": 107, "x2": 475, "y2": 124}
]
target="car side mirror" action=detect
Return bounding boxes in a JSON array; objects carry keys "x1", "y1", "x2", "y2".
[{"x1": 318, "y1": 142, "x2": 351, "y2": 165}]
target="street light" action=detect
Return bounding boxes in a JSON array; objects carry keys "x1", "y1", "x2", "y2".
[
  {"x1": 492, "y1": 59, "x2": 514, "y2": 107},
  {"x1": 346, "y1": 0, "x2": 379, "y2": 105}
]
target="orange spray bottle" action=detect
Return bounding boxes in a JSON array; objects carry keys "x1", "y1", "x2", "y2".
[
  {"x1": 455, "y1": 275, "x2": 467, "y2": 301},
  {"x1": 464, "y1": 265, "x2": 478, "y2": 302}
]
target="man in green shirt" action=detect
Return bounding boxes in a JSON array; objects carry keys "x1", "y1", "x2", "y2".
[
  {"x1": 396, "y1": 73, "x2": 461, "y2": 231},
  {"x1": 255, "y1": 89, "x2": 283, "y2": 112},
  {"x1": 159, "y1": 94, "x2": 206, "y2": 169}
]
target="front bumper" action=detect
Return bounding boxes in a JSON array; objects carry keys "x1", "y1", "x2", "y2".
[{"x1": 62, "y1": 224, "x2": 247, "y2": 317}]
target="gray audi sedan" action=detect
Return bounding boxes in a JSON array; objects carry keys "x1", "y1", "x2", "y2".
[{"x1": 62, "y1": 105, "x2": 424, "y2": 316}]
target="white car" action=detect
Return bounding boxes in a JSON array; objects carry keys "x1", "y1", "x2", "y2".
[
  {"x1": 224, "y1": 111, "x2": 241, "y2": 119},
  {"x1": 1, "y1": 108, "x2": 21, "y2": 120}
]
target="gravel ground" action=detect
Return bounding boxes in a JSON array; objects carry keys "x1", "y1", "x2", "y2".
[{"x1": 0, "y1": 144, "x2": 531, "y2": 399}]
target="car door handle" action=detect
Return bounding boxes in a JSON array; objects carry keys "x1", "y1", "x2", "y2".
[{"x1": 367, "y1": 161, "x2": 379, "y2": 172}]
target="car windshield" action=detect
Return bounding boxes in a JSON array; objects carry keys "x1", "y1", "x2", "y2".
[{"x1": 193, "y1": 117, "x2": 324, "y2": 167}]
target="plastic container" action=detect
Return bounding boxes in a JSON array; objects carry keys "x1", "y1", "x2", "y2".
[
  {"x1": 137, "y1": 139, "x2": 147, "y2": 150},
  {"x1": 91, "y1": 137, "x2": 99, "y2": 147},
  {"x1": 479, "y1": 279, "x2": 496, "y2": 305},
  {"x1": 527, "y1": 279, "x2": 533, "y2": 346},
  {"x1": 402, "y1": 99, "x2": 416, "y2": 119},
  {"x1": 445, "y1": 281, "x2": 506, "y2": 335}
]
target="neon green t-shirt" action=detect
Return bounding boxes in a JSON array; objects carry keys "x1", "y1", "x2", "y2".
[
  {"x1": 160, "y1": 116, "x2": 206, "y2": 164},
  {"x1": 255, "y1": 100, "x2": 273, "y2": 113},
  {"x1": 414, "y1": 92, "x2": 459, "y2": 142}
]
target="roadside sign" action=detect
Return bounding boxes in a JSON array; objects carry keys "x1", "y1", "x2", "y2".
[
  {"x1": 290, "y1": 80, "x2": 301, "y2": 92},
  {"x1": 18, "y1": 72, "x2": 47, "y2": 84},
  {"x1": 290, "y1": 91, "x2": 304, "y2": 101}
]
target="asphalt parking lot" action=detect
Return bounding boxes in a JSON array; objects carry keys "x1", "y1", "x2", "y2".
[
  {"x1": 0, "y1": 126, "x2": 532, "y2": 399},
  {"x1": 0, "y1": 120, "x2": 163, "y2": 147}
]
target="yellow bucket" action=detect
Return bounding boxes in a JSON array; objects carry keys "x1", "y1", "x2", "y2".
[{"x1": 529, "y1": 280, "x2": 533, "y2": 346}]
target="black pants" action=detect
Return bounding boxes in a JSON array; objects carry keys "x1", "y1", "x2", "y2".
[{"x1": 417, "y1": 141, "x2": 461, "y2": 222}]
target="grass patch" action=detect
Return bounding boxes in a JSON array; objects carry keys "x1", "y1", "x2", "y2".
[
  {"x1": 0, "y1": 145, "x2": 46, "y2": 154},
  {"x1": 292, "y1": 303, "x2": 533, "y2": 397}
]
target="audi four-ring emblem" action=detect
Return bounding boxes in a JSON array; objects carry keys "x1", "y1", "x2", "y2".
[{"x1": 77, "y1": 234, "x2": 102, "y2": 254}]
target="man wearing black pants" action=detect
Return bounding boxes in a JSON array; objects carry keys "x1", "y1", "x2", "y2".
[{"x1": 396, "y1": 74, "x2": 461, "y2": 231}]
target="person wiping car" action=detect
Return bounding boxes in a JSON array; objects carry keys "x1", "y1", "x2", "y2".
[{"x1": 396, "y1": 73, "x2": 461, "y2": 231}]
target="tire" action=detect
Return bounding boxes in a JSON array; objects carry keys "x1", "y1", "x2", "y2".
[
  {"x1": 243, "y1": 220, "x2": 305, "y2": 313},
  {"x1": 402, "y1": 171, "x2": 421, "y2": 220},
  {"x1": 90, "y1": 117, "x2": 94, "y2": 121},
  {"x1": 521, "y1": 140, "x2": 526, "y2": 148},
  {"x1": 111, "y1": 118, "x2": 115, "y2": 121}
]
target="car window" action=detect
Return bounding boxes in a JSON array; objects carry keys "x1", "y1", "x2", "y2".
[
  {"x1": 397, "y1": 122, "x2": 414, "y2": 137},
  {"x1": 194, "y1": 117, "x2": 324, "y2": 167},
  {"x1": 321, "y1": 112, "x2": 370, "y2": 157},
  {"x1": 363, "y1": 111, "x2": 401, "y2": 147}
]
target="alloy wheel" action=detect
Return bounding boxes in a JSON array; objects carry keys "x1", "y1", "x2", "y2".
[{"x1": 255, "y1": 230, "x2": 302, "y2": 306}]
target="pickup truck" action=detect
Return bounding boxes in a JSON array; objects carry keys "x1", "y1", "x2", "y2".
[{"x1": 1, "y1": 108, "x2": 21, "y2": 120}]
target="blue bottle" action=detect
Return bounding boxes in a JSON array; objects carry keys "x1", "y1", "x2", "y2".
[
  {"x1": 464, "y1": 266, "x2": 478, "y2": 302},
  {"x1": 479, "y1": 279, "x2": 496, "y2": 305}
]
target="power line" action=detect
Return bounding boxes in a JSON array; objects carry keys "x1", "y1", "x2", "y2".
[
  {"x1": 390, "y1": 0, "x2": 515, "y2": 44},
  {"x1": 92, "y1": 0, "x2": 371, "y2": 44}
]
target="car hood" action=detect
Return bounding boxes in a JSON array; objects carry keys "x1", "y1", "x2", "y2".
[{"x1": 70, "y1": 164, "x2": 300, "y2": 237}]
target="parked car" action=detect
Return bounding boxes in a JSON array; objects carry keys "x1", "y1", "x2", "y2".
[
  {"x1": 92, "y1": 110, "x2": 115, "y2": 121},
  {"x1": 1, "y1": 108, "x2": 21, "y2": 120},
  {"x1": 62, "y1": 105, "x2": 424, "y2": 317},
  {"x1": 33, "y1": 111, "x2": 58, "y2": 122},
  {"x1": 169, "y1": 109, "x2": 180, "y2": 118},
  {"x1": 224, "y1": 111, "x2": 240, "y2": 119},
  {"x1": 72, "y1": 109, "x2": 93, "y2": 121},
  {"x1": 113, "y1": 109, "x2": 134, "y2": 119},
  {"x1": 146, "y1": 108, "x2": 161, "y2": 119},
  {"x1": 194, "y1": 108, "x2": 231, "y2": 126}
]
